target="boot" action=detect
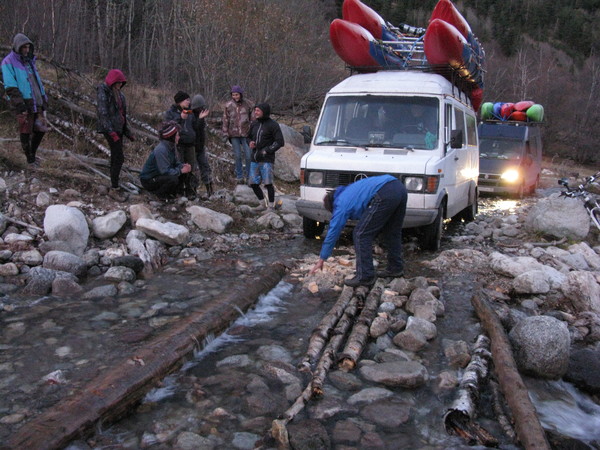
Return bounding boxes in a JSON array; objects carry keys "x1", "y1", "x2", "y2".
[
  {"x1": 205, "y1": 183, "x2": 214, "y2": 198},
  {"x1": 20, "y1": 134, "x2": 35, "y2": 164}
]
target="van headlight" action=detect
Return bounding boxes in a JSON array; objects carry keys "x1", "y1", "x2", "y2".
[
  {"x1": 404, "y1": 176, "x2": 424, "y2": 191},
  {"x1": 308, "y1": 171, "x2": 324, "y2": 186},
  {"x1": 500, "y1": 169, "x2": 520, "y2": 183}
]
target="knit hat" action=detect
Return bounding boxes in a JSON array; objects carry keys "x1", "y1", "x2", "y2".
[
  {"x1": 191, "y1": 95, "x2": 206, "y2": 111},
  {"x1": 231, "y1": 85, "x2": 244, "y2": 94},
  {"x1": 174, "y1": 91, "x2": 190, "y2": 104},
  {"x1": 159, "y1": 121, "x2": 181, "y2": 140}
]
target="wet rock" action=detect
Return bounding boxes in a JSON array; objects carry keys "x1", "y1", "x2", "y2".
[
  {"x1": 332, "y1": 419, "x2": 362, "y2": 444},
  {"x1": 359, "y1": 361, "x2": 428, "y2": 388},
  {"x1": 564, "y1": 347, "x2": 600, "y2": 395},
  {"x1": 347, "y1": 387, "x2": 394, "y2": 405},
  {"x1": 0, "y1": 263, "x2": 19, "y2": 276},
  {"x1": 82, "y1": 284, "x2": 118, "y2": 299},
  {"x1": 92, "y1": 210, "x2": 127, "y2": 239},
  {"x1": 256, "y1": 344, "x2": 292, "y2": 364},
  {"x1": 405, "y1": 288, "x2": 438, "y2": 314},
  {"x1": 4, "y1": 233, "x2": 34, "y2": 243},
  {"x1": 288, "y1": 419, "x2": 331, "y2": 450},
  {"x1": 118, "y1": 325, "x2": 154, "y2": 343},
  {"x1": 509, "y1": 315, "x2": 570, "y2": 379},
  {"x1": 187, "y1": 205, "x2": 233, "y2": 234},
  {"x1": 117, "y1": 281, "x2": 136, "y2": 295},
  {"x1": 406, "y1": 316, "x2": 437, "y2": 340},
  {"x1": 260, "y1": 361, "x2": 300, "y2": 385},
  {"x1": 413, "y1": 302, "x2": 437, "y2": 322},
  {"x1": 51, "y1": 277, "x2": 83, "y2": 297},
  {"x1": 437, "y1": 370, "x2": 459, "y2": 390},
  {"x1": 309, "y1": 393, "x2": 358, "y2": 420},
  {"x1": 359, "y1": 399, "x2": 411, "y2": 428},
  {"x1": 0, "y1": 413, "x2": 26, "y2": 424},
  {"x1": 243, "y1": 391, "x2": 281, "y2": 416},
  {"x1": 174, "y1": 431, "x2": 215, "y2": 450},
  {"x1": 361, "y1": 431, "x2": 386, "y2": 448},
  {"x1": 104, "y1": 266, "x2": 136, "y2": 282},
  {"x1": 13, "y1": 249, "x2": 43, "y2": 266},
  {"x1": 231, "y1": 431, "x2": 260, "y2": 450},
  {"x1": 43, "y1": 250, "x2": 87, "y2": 277},
  {"x1": 43, "y1": 205, "x2": 89, "y2": 256},
  {"x1": 22, "y1": 266, "x2": 59, "y2": 295},
  {"x1": 217, "y1": 354, "x2": 252, "y2": 368},
  {"x1": 136, "y1": 218, "x2": 189, "y2": 246},
  {"x1": 256, "y1": 211, "x2": 285, "y2": 230},
  {"x1": 392, "y1": 328, "x2": 427, "y2": 352},
  {"x1": 0, "y1": 249, "x2": 12, "y2": 261},
  {"x1": 328, "y1": 370, "x2": 363, "y2": 391},
  {"x1": 442, "y1": 339, "x2": 471, "y2": 368}
]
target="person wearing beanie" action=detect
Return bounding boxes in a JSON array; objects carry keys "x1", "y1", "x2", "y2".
[
  {"x1": 247, "y1": 103, "x2": 284, "y2": 211},
  {"x1": 222, "y1": 85, "x2": 253, "y2": 184},
  {"x1": 139, "y1": 121, "x2": 192, "y2": 199},
  {"x1": 165, "y1": 90, "x2": 198, "y2": 198},
  {"x1": 190, "y1": 94, "x2": 214, "y2": 198},
  {"x1": 95, "y1": 68, "x2": 135, "y2": 202},
  {"x1": 1, "y1": 33, "x2": 48, "y2": 168}
]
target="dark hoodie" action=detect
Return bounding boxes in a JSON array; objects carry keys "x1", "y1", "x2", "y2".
[
  {"x1": 247, "y1": 103, "x2": 284, "y2": 164},
  {"x1": 96, "y1": 69, "x2": 131, "y2": 136},
  {"x1": 1, "y1": 33, "x2": 47, "y2": 113}
]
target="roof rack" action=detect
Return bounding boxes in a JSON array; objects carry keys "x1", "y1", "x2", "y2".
[{"x1": 480, "y1": 119, "x2": 544, "y2": 126}]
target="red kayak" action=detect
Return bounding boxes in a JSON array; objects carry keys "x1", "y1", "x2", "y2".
[
  {"x1": 342, "y1": 0, "x2": 402, "y2": 43},
  {"x1": 500, "y1": 103, "x2": 515, "y2": 119},
  {"x1": 429, "y1": 0, "x2": 471, "y2": 39},
  {"x1": 514, "y1": 100, "x2": 535, "y2": 111},
  {"x1": 330, "y1": 19, "x2": 378, "y2": 68},
  {"x1": 509, "y1": 111, "x2": 528, "y2": 121}
]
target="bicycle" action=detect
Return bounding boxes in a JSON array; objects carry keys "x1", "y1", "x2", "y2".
[{"x1": 558, "y1": 171, "x2": 600, "y2": 231}]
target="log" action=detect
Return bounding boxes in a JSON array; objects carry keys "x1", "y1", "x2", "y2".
[
  {"x1": 337, "y1": 281, "x2": 384, "y2": 371},
  {"x1": 311, "y1": 295, "x2": 360, "y2": 396},
  {"x1": 298, "y1": 285, "x2": 354, "y2": 372},
  {"x1": 490, "y1": 379, "x2": 517, "y2": 441},
  {"x1": 4, "y1": 263, "x2": 288, "y2": 450},
  {"x1": 4, "y1": 215, "x2": 44, "y2": 232},
  {"x1": 443, "y1": 334, "x2": 498, "y2": 447},
  {"x1": 471, "y1": 293, "x2": 551, "y2": 450}
]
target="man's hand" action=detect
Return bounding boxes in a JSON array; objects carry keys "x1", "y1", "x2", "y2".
[
  {"x1": 109, "y1": 131, "x2": 120, "y2": 142},
  {"x1": 249, "y1": 141, "x2": 256, "y2": 149},
  {"x1": 309, "y1": 258, "x2": 324, "y2": 275},
  {"x1": 181, "y1": 163, "x2": 192, "y2": 174},
  {"x1": 199, "y1": 109, "x2": 210, "y2": 119}
]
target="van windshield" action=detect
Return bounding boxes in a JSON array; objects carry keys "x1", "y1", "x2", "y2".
[
  {"x1": 480, "y1": 138, "x2": 523, "y2": 160},
  {"x1": 314, "y1": 95, "x2": 439, "y2": 150}
]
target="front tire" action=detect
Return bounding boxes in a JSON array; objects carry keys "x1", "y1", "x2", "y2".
[
  {"x1": 459, "y1": 189, "x2": 478, "y2": 222},
  {"x1": 303, "y1": 217, "x2": 325, "y2": 239},
  {"x1": 420, "y1": 204, "x2": 444, "y2": 251}
]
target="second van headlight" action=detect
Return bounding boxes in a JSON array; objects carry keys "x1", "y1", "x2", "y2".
[
  {"x1": 404, "y1": 176, "x2": 424, "y2": 191},
  {"x1": 404, "y1": 175, "x2": 439, "y2": 194},
  {"x1": 500, "y1": 169, "x2": 520, "y2": 183},
  {"x1": 308, "y1": 171, "x2": 324, "y2": 186}
]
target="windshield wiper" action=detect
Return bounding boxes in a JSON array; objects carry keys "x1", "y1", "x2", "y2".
[{"x1": 316, "y1": 139, "x2": 349, "y2": 145}]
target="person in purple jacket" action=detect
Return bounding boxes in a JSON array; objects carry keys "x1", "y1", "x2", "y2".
[
  {"x1": 1, "y1": 33, "x2": 48, "y2": 167},
  {"x1": 309, "y1": 174, "x2": 407, "y2": 287}
]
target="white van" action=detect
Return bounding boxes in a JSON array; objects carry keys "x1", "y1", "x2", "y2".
[{"x1": 296, "y1": 70, "x2": 479, "y2": 250}]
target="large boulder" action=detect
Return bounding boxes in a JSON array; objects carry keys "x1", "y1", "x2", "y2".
[
  {"x1": 43, "y1": 251, "x2": 87, "y2": 277},
  {"x1": 187, "y1": 205, "x2": 233, "y2": 234},
  {"x1": 92, "y1": 210, "x2": 127, "y2": 239},
  {"x1": 560, "y1": 271, "x2": 600, "y2": 314},
  {"x1": 135, "y1": 218, "x2": 189, "y2": 246},
  {"x1": 43, "y1": 205, "x2": 89, "y2": 256},
  {"x1": 525, "y1": 194, "x2": 590, "y2": 240},
  {"x1": 509, "y1": 315, "x2": 570, "y2": 379},
  {"x1": 274, "y1": 124, "x2": 307, "y2": 182}
]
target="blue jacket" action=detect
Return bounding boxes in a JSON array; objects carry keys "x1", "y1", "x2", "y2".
[
  {"x1": 320, "y1": 174, "x2": 397, "y2": 260},
  {"x1": 140, "y1": 140, "x2": 183, "y2": 180},
  {"x1": 1, "y1": 33, "x2": 47, "y2": 113}
]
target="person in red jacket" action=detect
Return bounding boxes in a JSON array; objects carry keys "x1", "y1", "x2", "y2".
[{"x1": 96, "y1": 69, "x2": 135, "y2": 201}]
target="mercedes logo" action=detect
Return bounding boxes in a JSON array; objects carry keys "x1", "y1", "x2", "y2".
[{"x1": 354, "y1": 173, "x2": 368, "y2": 182}]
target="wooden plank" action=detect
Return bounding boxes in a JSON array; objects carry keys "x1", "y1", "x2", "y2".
[{"x1": 4, "y1": 262, "x2": 288, "y2": 450}]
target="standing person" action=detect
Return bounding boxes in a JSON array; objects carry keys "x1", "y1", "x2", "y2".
[
  {"x1": 309, "y1": 175, "x2": 407, "y2": 287},
  {"x1": 190, "y1": 94, "x2": 213, "y2": 198},
  {"x1": 222, "y1": 85, "x2": 253, "y2": 184},
  {"x1": 96, "y1": 68, "x2": 135, "y2": 202},
  {"x1": 165, "y1": 91, "x2": 198, "y2": 199},
  {"x1": 248, "y1": 103, "x2": 284, "y2": 210},
  {"x1": 139, "y1": 121, "x2": 191, "y2": 199},
  {"x1": 1, "y1": 33, "x2": 48, "y2": 168}
]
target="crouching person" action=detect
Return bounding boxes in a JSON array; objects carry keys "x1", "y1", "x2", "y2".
[{"x1": 139, "y1": 121, "x2": 191, "y2": 199}]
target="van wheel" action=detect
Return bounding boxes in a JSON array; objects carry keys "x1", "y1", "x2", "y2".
[
  {"x1": 513, "y1": 183, "x2": 525, "y2": 200},
  {"x1": 459, "y1": 191, "x2": 478, "y2": 222},
  {"x1": 303, "y1": 218, "x2": 325, "y2": 239},
  {"x1": 420, "y1": 204, "x2": 444, "y2": 251},
  {"x1": 529, "y1": 176, "x2": 539, "y2": 195}
]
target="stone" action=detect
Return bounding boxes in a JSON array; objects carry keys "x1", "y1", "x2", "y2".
[
  {"x1": 509, "y1": 315, "x2": 570, "y2": 379},
  {"x1": 43, "y1": 250, "x2": 87, "y2": 277},
  {"x1": 104, "y1": 266, "x2": 136, "y2": 282},
  {"x1": 136, "y1": 218, "x2": 189, "y2": 246},
  {"x1": 13, "y1": 249, "x2": 43, "y2": 266},
  {"x1": 442, "y1": 339, "x2": 471, "y2": 368},
  {"x1": 359, "y1": 399, "x2": 411, "y2": 428},
  {"x1": 129, "y1": 204, "x2": 153, "y2": 226},
  {"x1": 370, "y1": 316, "x2": 390, "y2": 338},
  {"x1": 525, "y1": 194, "x2": 589, "y2": 240},
  {"x1": 43, "y1": 205, "x2": 89, "y2": 256},
  {"x1": 359, "y1": 361, "x2": 428, "y2": 388},
  {"x1": 174, "y1": 431, "x2": 215, "y2": 450},
  {"x1": 287, "y1": 419, "x2": 330, "y2": 450},
  {"x1": 347, "y1": 387, "x2": 394, "y2": 405},
  {"x1": 564, "y1": 347, "x2": 600, "y2": 395},
  {"x1": 92, "y1": 210, "x2": 127, "y2": 239},
  {"x1": 82, "y1": 284, "x2": 118, "y2": 299},
  {"x1": 406, "y1": 316, "x2": 437, "y2": 340},
  {"x1": 187, "y1": 205, "x2": 233, "y2": 234},
  {"x1": 392, "y1": 328, "x2": 427, "y2": 352}
]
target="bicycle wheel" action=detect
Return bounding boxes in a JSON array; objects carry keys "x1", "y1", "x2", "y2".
[{"x1": 590, "y1": 207, "x2": 600, "y2": 231}]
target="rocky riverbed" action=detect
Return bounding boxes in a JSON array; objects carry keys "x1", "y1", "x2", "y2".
[{"x1": 2, "y1": 161, "x2": 600, "y2": 448}]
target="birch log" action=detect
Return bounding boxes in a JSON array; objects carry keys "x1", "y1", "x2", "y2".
[{"x1": 471, "y1": 293, "x2": 551, "y2": 450}]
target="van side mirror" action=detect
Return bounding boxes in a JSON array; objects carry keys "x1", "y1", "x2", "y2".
[
  {"x1": 301, "y1": 125, "x2": 313, "y2": 144},
  {"x1": 450, "y1": 129, "x2": 463, "y2": 148}
]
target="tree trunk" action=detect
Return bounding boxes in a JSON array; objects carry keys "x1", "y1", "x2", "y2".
[{"x1": 471, "y1": 293, "x2": 551, "y2": 450}]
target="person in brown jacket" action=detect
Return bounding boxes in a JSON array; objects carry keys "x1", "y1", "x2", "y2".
[{"x1": 222, "y1": 85, "x2": 253, "y2": 183}]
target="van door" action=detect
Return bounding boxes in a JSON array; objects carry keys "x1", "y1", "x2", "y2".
[{"x1": 443, "y1": 103, "x2": 470, "y2": 217}]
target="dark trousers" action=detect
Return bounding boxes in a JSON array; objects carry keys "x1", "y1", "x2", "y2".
[
  {"x1": 353, "y1": 179, "x2": 407, "y2": 280},
  {"x1": 104, "y1": 133, "x2": 124, "y2": 188},
  {"x1": 196, "y1": 146, "x2": 212, "y2": 184},
  {"x1": 20, "y1": 131, "x2": 45, "y2": 163},
  {"x1": 140, "y1": 174, "x2": 181, "y2": 198}
]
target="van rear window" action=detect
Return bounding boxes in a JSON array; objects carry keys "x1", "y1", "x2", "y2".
[{"x1": 315, "y1": 96, "x2": 439, "y2": 150}]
